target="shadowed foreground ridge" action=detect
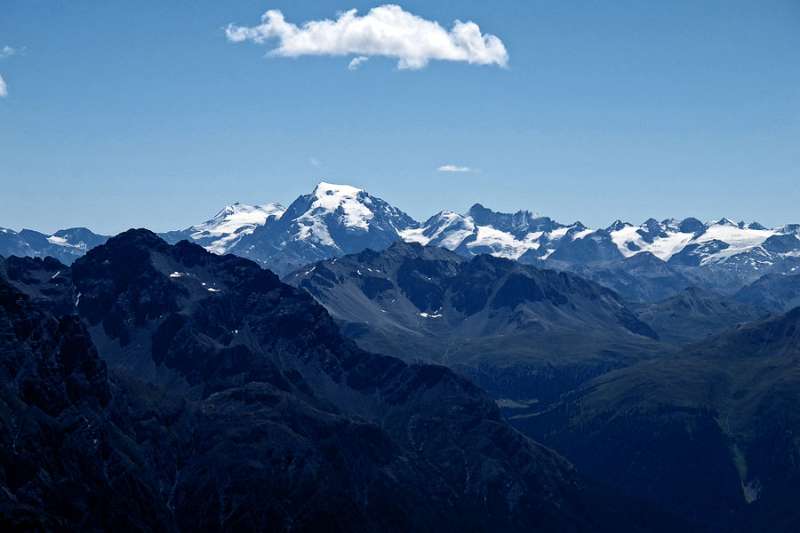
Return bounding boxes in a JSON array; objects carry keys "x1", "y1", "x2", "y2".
[
  {"x1": 519, "y1": 307, "x2": 800, "y2": 532},
  {"x1": 0, "y1": 229, "x2": 681, "y2": 532}
]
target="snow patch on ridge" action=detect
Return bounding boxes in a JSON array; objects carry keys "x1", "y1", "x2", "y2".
[
  {"x1": 46, "y1": 235, "x2": 82, "y2": 249},
  {"x1": 547, "y1": 227, "x2": 570, "y2": 240},
  {"x1": 571, "y1": 228, "x2": 595, "y2": 241},
  {"x1": 399, "y1": 227, "x2": 430, "y2": 245},
  {"x1": 696, "y1": 223, "x2": 777, "y2": 264},
  {"x1": 467, "y1": 226, "x2": 541, "y2": 259}
]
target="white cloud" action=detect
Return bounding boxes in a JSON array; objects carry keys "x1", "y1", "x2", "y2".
[
  {"x1": 0, "y1": 46, "x2": 17, "y2": 97},
  {"x1": 348, "y1": 56, "x2": 369, "y2": 71},
  {"x1": 226, "y1": 5, "x2": 508, "y2": 70},
  {"x1": 438, "y1": 164, "x2": 472, "y2": 173}
]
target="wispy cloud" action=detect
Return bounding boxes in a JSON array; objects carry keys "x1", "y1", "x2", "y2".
[
  {"x1": 0, "y1": 45, "x2": 18, "y2": 97},
  {"x1": 310, "y1": 157, "x2": 322, "y2": 168},
  {"x1": 348, "y1": 56, "x2": 369, "y2": 71},
  {"x1": 438, "y1": 164, "x2": 472, "y2": 173},
  {"x1": 226, "y1": 5, "x2": 508, "y2": 70}
]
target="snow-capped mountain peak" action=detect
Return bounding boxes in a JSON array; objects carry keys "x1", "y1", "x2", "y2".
[
  {"x1": 692, "y1": 221, "x2": 777, "y2": 263},
  {"x1": 608, "y1": 221, "x2": 694, "y2": 261},
  {"x1": 607, "y1": 220, "x2": 632, "y2": 232},
  {"x1": 207, "y1": 202, "x2": 286, "y2": 227},
  {"x1": 286, "y1": 181, "x2": 413, "y2": 248},
  {"x1": 305, "y1": 182, "x2": 374, "y2": 231},
  {"x1": 400, "y1": 204, "x2": 581, "y2": 261},
  {"x1": 182, "y1": 201, "x2": 286, "y2": 255},
  {"x1": 601, "y1": 216, "x2": 784, "y2": 264},
  {"x1": 216, "y1": 182, "x2": 418, "y2": 274},
  {"x1": 312, "y1": 181, "x2": 362, "y2": 197},
  {"x1": 400, "y1": 210, "x2": 473, "y2": 250},
  {"x1": 709, "y1": 217, "x2": 738, "y2": 227}
]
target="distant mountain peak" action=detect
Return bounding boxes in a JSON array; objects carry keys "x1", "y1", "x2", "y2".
[
  {"x1": 711, "y1": 217, "x2": 737, "y2": 227},
  {"x1": 184, "y1": 201, "x2": 286, "y2": 255},
  {"x1": 208, "y1": 183, "x2": 419, "y2": 274},
  {"x1": 607, "y1": 219, "x2": 632, "y2": 232},
  {"x1": 101, "y1": 227, "x2": 167, "y2": 252},
  {"x1": 212, "y1": 201, "x2": 284, "y2": 218},
  {"x1": 304, "y1": 181, "x2": 374, "y2": 232},
  {"x1": 312, "y1": 180, "x2": 364, "y2": 197}
]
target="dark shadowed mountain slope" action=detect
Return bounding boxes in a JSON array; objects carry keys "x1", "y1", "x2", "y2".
[
  {"x1": 286, "y1": 241, "x2": 665, "y2": 405},
  {"x1": 546, "y1": 229, "x2": 624, "y2": 264},
  {"x1": 0, "y1": 255, "x2": 75, "y2": 315},
  {"x1": 0, "y1": 267, "x2": 174, "y2": 531},
  {"x1": 555, "y1": 252, "x2": 695, "y2": 303},
  {"x1": 516, "y1": 308, "x2": 800, "y2": 532},
  {"x1": 0, "y1": 231, "x2": 680, "y2": 532},
  {"x1": 633, "y1": 286, "x2": 766, "y2": 345},
  {"x1": 735, "y1": 273, "x2": 800, "y2": 313}
]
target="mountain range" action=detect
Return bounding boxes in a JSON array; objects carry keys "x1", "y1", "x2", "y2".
[
  {"x1": 284, "y1": 241, "x2": 664, "y2": 404},
  {"x1": 0, "y1": 230, "x2": 684, "y2": 532},
  {"x1": 2, "y1": 187, "x2": 799, "y2": 530},
  {"x1": 0, "y1": 226, "x2": 108, "y2": 265},
  {"x1": 281, "y1": 241, "x2": 800, "y2": 531},
  {"x1": 3, "y1": 182, "x2": 799, "y2": 299}
]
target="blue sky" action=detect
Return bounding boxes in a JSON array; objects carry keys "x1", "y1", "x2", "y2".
[{"x1": 1, "y1": 0, "x2": 798, "y2": 234}]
